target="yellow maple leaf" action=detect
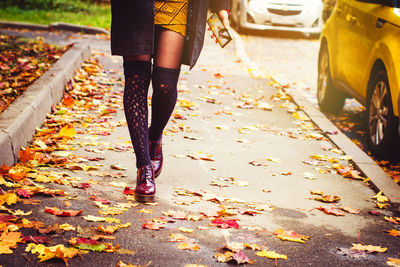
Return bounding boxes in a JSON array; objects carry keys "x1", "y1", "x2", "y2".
[
  {"x1": 273, "y1": 228, "x2": 310, "y2": 243},
  {"x1": 372, "y1": 191, "x2": 388, "y2": 203},
  {"x1": 177, "y1": 243, "x2": 200, "y2": 251},
  {"x1": 59, "y1": 126, "x2": 76, "y2": 138},
  {"x1": 387, "y1": 258, "x2": 400, "y2": 266},
  {"x1": 169, "y1": 233, "x2": 187, "y2": 242},
  {"x1": 214, "y1": 251, "x2": 234, "y2": 263},
  {"x1": 26, "y1": 243, "x2": 80, "y2": 264},
  {"x1": 256, "y1": 250, "x2": 287, "y2": 260},
  {"x1": 177, "y1": 227, "x2": 194, "y2": 233},
  {"x1": 59, "y1": 223, "x2": 76, "y2": 231},
  {"x1": 138, "y1": 208, "x2": 153, "y2": 214},
  {"x1": 10, "y1": 209, "x2": 32, "y2": 216},
  {"x1": 0, "y1": 193, "x2": 19, "y2": 206},
  {"x1": 351, "y1": 243, "x2": 387, "y2": 253}
]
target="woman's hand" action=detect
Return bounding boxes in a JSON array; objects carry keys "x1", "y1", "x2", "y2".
[{"x1": 217, "y1": 9, "x2": 230, "y2": 29}]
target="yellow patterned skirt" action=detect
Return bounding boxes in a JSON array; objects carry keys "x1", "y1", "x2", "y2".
[{"x1": 154, "y1": 0, "x2": 189, "y2": 37}]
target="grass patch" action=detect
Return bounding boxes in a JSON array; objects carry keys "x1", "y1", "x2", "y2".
[{"x1": 0, "y1": 4, "x2": 111, "y2": 30}]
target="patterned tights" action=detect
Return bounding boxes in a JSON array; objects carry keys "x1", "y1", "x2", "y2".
[{"x1": 123, "y1": 61, "x2": 180, "y2": 168}]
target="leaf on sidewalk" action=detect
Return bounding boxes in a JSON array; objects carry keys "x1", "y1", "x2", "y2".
[
  {"x1": 387, "y1": 258, "x2": 400, "y2": 266},
  {"x1": 25, "y1": 243, "x2": 80, "y2": 264},
  {"x1": 177, "y1": 227, "x2": 194, "y2": 233},
  {"x1": 340, "y1": 206, "x2": 360, "y2": 214},
  {"x1": 384, "y1": 229, "x2": 400, "y2": 236},
  {"x1": 142, "y1": 221, "x2": 164, "y2": 230},
  {"x1": 68, "y1": 237, "x2": 107, "y2": 252},
  {"x1": 177, "y1": 243, "x2": 200, "y2": 251},
  {"x1": 256, "y1": 250, "x2": 287, "y2": 260},
  {"x1": 372, "y1": 191, "x2": 388, "y2": 203},
  {"x1": 59, "y1": 126, "x2": 76, "y2": 138},
  {"x1": 351, "y1": 243, "x2": 387, "y2": 253},
  {"x1": 316, "y1": 206, "x2": 345, "y2": 216},
  {"x1": 210, "y1": 218, "x2": 239, "y2": 229},
  {"x1": 384, "y1": 216, "x2": 399, "y2": 224},
  {"x1": 310, "y1": 190, "x2": 341, "y2": 203},
  {"x1": 169, "y1": 233, "x2": 187, "y2": 243},
  {"x1": 0, "y1": 232, "x2": 23, "y2": 254},
  {"x1": 273, "y1": 228, "x2": 310, "y2": 243},
  {"x1": 44, "y1": 207, "x2": 82, "y2": 217}
]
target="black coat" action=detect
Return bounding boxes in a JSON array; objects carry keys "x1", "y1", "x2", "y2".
[{"x1": 110, "y1": 0, "x2": 230, "y2": 69}]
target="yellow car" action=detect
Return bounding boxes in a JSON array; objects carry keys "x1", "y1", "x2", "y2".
[{"x1": 318, "y1": 0, "x2": 400, "y2": 157}]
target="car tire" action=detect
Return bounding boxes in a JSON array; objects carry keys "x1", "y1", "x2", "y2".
[
  {"x1": 366, "y1": 69, "x2": 399, "y2": 157},
  {"x1": 317, "y1": 43, "x2": 346, "y2": 114}
]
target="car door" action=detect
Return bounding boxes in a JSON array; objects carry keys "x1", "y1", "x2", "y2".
[{"x1": 334, "y1": 0, "x2": 378, "y2": 101}]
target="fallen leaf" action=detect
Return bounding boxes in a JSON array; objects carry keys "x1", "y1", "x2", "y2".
[
  {"x1": 316, "y1": 206, "x2": 345, "y2": 216},
  {"x1": 387, "y1": 258, "x2": 400, "y2": 266},
  {"x1": 340, "y1": 206, "x2": 360, "y2": 214},
  {"x1": 142, "y1": 221, "x2": 164, "y2": 230},
  {"x1": 372, "y1": 191, "x2": 388, "y2": 203},
  {"x1": 244, "y1": 243, "x2": 263, "y2": 251},
  {"x1": 169, "y1": 233, "x2": 187, "y2": 243},
  {"x1": 68, "y1": 237, "x2": 107, "y2": 252},
  {"x1": 385, "y1": 229, "x2": 400, "y2": 236},
  {"x1": 177, "y1": 227, "x2": 194, "y2": 233},
  {"x1": 211, "y1": 218, "x2": 239, "y2": 229},
  {"x1": 138, "y1": 208, "x2": 153, "y2": 214},
  {"x1": 25, "y1": 243, "x2": 80, "y2": 264},
  {"x1": 177, "y1": 243, "x2": 200, "y2": 251},
  {"x1": 223, "y1": 242, "x2": 244, "y2": 253},
  {"x1": 256, "y1": 250, "x2": 287, "y2": 260},
  {"x1": 214, "y1": 251, "x2": 234, "y2": 263},
  {"x1": 59, "y1": 126, "x2": 76, "y2": 138},
  {"x1": 384, "y1": 216, "x2": 399, "y2": 224},
  {"x1": 351, "y1": 243, "x2": 387, "y2": 253},
  {"x1": 273, "y1": 228, "x2": 310, "y2": 243},
  {"x1": 45, "y1": 207, "x2": 82, "y2": 217}
]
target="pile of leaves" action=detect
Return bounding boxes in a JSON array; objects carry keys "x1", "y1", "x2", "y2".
[{"x1": 0, "y1": 35, "x2": 68, "y2": 114}]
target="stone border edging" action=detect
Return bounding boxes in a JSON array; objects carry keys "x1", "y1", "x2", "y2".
[
  {"x1": 0, "y1": 42, "x2": 91, "y2": 166},
  {"x1": 0, "y1": 20, "x2": 109, "y2": 35},
  {"x1": 286, "y1": 87, "x2": 400, "y2": 208}
]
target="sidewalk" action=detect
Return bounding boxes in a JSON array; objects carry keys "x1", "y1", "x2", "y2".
[{"x1": 0, "y1": 26, "x2": 399, "y2": 266}]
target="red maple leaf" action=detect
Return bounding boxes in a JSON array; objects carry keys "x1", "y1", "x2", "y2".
[
  {"x1": 44, "y1": 207, "x2": 82, "y2": 217},
  {"x1": 211, "y1": 218, "x2": 239, "y2": 229},
  {"x1": 123, "y1": 187, "x2": 135, "y2": 195},
  {"x1": 16, "y1": 188, "x2": 31, "y2": 198}
]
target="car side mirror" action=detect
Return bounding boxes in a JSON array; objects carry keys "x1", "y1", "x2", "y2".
[{"x1": 356, "y1": 0, "x2": 397, "y2": 7}]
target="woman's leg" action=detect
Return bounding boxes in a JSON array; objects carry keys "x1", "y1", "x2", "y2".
[
  {"x1": 123, "y1": 54, "x2": 157, "y2": 202},
  {"x1": 123, "y1": 55, "x2": 152, "y2": 169},
  {"x1": 149, "y1": 28, "x2": 184, "y2": 141}
]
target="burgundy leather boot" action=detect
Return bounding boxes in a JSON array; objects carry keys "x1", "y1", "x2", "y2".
[
  {"x1": 135, "y1": 165, "x2": 155, "y2": 202},
  {"x1": 149, "y1": 140, "x2": 163, "y2": 178}
]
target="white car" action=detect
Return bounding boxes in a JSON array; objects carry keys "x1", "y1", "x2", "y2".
[{"x1": 230, "y1": 0, "x2": 324, "y2": 35}]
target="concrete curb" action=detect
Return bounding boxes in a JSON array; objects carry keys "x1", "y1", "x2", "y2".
[
  {"x1": 0, "y1": 20, "x2": 109, "y2": 35},
  {"x1": 286, "y1": 87, "x2": 400, "y2": 208},
  {"x1": 0, "y1": 42, "x2": 90, "y2": 166}
]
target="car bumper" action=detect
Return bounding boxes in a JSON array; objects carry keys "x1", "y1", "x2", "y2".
[
  {"x1": 239, "y1": 1, "x2": 323, "y2": 34},
  {"x1": 238, "y1": 22, "x2": 322, "y2": 34}
]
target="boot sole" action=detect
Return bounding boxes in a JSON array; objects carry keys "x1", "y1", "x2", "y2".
[{"x1": 135, "y1": 193, "x2": 156, "y2": 203}]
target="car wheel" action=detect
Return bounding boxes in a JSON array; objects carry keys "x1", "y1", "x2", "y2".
[
  {"x1": 317, "y1": 43, "x2": 346, "y2": 114},
  {"x1": 366, "y1": 70, "x2": 399, "y2": 157}
]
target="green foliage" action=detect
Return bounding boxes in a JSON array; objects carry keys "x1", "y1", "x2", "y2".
[
  {"x1": 0, "y1": 0, "x2": 106, "y2": 12},
  {"x1": 0, "y1": 4, "x2": 111, "y2": 29}
]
